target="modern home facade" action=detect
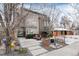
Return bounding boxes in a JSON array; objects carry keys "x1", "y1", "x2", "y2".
[{"x1": 17, "y1": 8, "x2": 50, "y2": 37}]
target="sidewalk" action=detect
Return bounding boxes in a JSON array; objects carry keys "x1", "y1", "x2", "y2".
[{"x1": 39, "y1": 41, "x2": 79, "y2": 56}]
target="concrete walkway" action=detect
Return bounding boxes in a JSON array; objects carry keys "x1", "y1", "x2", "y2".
[
  {"x1": 19, "y1": 38, "x2": 40, "y2": 48},
  {"x1": 18, "y1": 38, "x2": 48, "y2": 56}
]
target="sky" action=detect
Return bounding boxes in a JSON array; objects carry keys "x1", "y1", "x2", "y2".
[
  {"x1": 24, "y1": 3, "x2": 78, "y2": 16},
  {"x1": 25, "y1": 3, "x2": 79, "y2": 13},
  {"x1": 0, "y1": 3, "x2": 79, "y2": 25},
  {"x1": 0, "y1": 3, "x2": 78, "y2": 22},
  {"x1": 24, "y1": 3, "x2": 76, "y2": 21},
  {"x1": 0, "y1": 3, "x2": 78, "y2": 16},
  {"x1": 24, "y1": 3, "x2": 70, "y2": 10},
  {"x1": 23, "y1": 3, "x2": 79, "y2": 27}
]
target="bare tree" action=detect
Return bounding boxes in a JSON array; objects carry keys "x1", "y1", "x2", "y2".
[
  {"x1": 69, "y1": 4, "x2": 79, "y2": 34},
  {"x1": 0, "y1": 3, "x2": 30, "y2": 54},
  {"x1": 49, "y1": 4, "x2": 62, "y2": 33},
  {"x1": 60, "y1": 16, "x2": 72, "y2": 29}
]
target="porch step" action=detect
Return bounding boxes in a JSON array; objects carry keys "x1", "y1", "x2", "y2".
[
  {"x1": 28, "y1": 45, "x2": 42, "y2": 51},
  {"x1": 30, "y1": 48, "x2": 48, "y2": 56}
]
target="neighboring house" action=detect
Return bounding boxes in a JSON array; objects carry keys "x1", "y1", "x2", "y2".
[{"x1": 52, "y1": 28, "x2": 74, "y2": 37}]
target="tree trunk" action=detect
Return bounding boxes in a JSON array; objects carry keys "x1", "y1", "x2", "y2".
[
  {"x1": 5, "y1": 29, "x2": 12, "y2": 54},
  {"x1": 5, "y1": 29, "x2": 17, "y2": 54}
]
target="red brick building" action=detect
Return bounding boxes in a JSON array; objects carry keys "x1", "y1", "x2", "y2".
[{"x1": 52, "y1": 28, "x2": 74, "y2": 36}]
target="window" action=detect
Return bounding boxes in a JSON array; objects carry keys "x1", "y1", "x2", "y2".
[
  {"x1": 61, "y1": 31, "x2": 67, "y2": 35},
  {"x1": 18, "y1": 27, "x2": 25, "y2": 37}
]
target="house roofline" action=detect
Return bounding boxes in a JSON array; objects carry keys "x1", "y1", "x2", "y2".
[{"x1": 23, "y1": 8, "x2": 47, "y2": 17}]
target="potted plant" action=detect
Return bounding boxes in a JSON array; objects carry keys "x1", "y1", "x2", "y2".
[{"x1": 41, "y1": 32, "x2": 50, "y2": 48}]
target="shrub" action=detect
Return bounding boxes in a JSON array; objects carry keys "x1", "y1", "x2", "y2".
[
  {"x1": 41, "y1": 32, "x2": 48, "y2": 38},
  {"x1": 47, "y1": 33, "x2": 53, "y2": 37},
  {"x1": 26, "y1": 34, "x2": 34, "y2": 39},
  {"x1": 18, "y1": 48, "x2": 28, "y2": 54}
]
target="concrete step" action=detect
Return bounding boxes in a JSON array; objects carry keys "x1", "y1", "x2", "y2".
[
  {"x1": 28, "y1": 45, "x2": 42, "y2": 51},
  {"x1": 30, "y1": 48, "x2": 48, "y2": 56}
]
